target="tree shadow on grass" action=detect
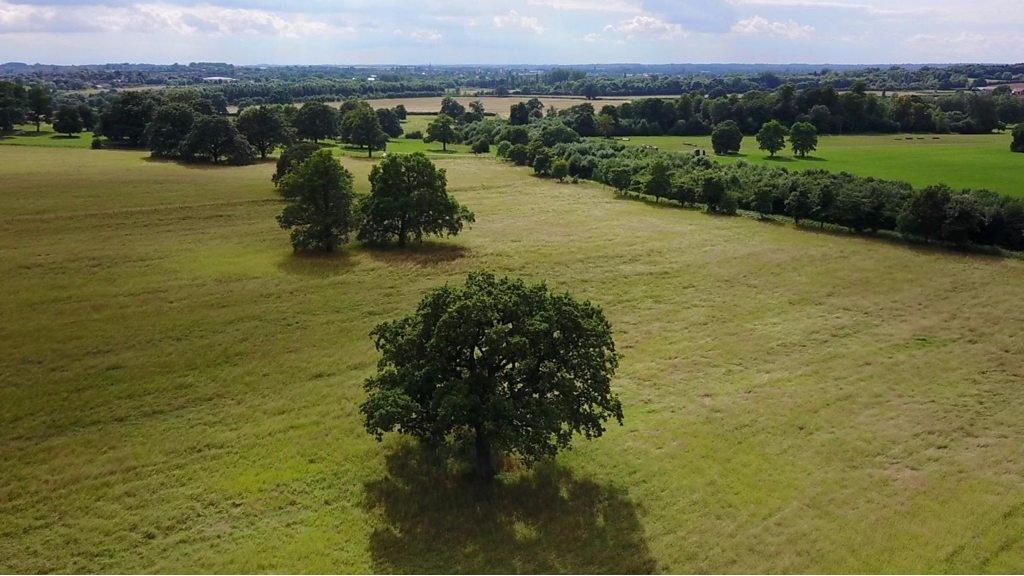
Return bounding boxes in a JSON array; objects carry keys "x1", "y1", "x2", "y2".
[
  {"x1": 276, "y1": 249, "x2": 353, "y2": 277},
  {"x1": 363, "y1": 241, "x2": 468, "y2": 267},
  {"x1": 364, "y1": 444, "x2": 658, "y2": 574},
  {"x1": 794, "y1": 155, "x2": 826, "y2": 162},
  {"x1": 764, "y1": 155, "x2": 795, "y2": 163}
]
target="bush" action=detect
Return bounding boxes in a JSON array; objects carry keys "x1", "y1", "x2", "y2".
[
  {"x1": 471, "y1": 139, "x2": 490, "y2": 154},
  {"x1": 404, "y1": 130, "x2": 423, "y2": 140},
  {"x1": 1012, "y1": 124, "x2": 1024, "y2": 153},
  {"x1": 509, "y1": 144, "x2": 529, "y2": 166},
  {"x1": 90, "y1": 136, "x2": 103, "y2": 149},
  {"x1": 496, "y1": 140, "x2": 512, "y2": 158},
  {"x1": 551, "y1": 158, "x2": 570, "y2": 182}
]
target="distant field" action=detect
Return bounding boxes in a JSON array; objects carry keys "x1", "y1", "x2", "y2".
[
  {"x1": 620, "y1": 132, "x2": 1024, "y2": 197},
  {"x1": 3, "y1": 145, "x2": 1024, "y2": 572},
  {"x1": 358, "y1": 95, "x2": 676, "y2": 117},
  {"x1": 0, "y1": 126, "x2": 95, "y2": 148}
]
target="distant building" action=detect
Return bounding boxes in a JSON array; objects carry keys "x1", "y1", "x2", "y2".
[{"x1": 201, "y1": 76, "x2": 236, "y2": 83}]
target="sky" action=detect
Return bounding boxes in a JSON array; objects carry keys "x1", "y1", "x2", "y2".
[{"x1": 0, "y1": 0, "x2": 1022, "y2": 65}]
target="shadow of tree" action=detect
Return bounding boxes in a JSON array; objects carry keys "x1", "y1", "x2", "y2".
[
  {"x1": 363, "y1": 241, "x2": 468, "y2": 266},
  {"x1": 276, "y1": 249, "x2": 353, "y2": 277},
  {"x1": 364, "y1": 445, "x2": 658, "y2": 574}
]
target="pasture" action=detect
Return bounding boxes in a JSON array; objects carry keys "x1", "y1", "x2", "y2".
[
  {"x1": 2, "y1": 144, "x2": 1024, "y2": 573},
  {"x1": 621, "y1": 132, "x2": 1024, "y2": 197}
]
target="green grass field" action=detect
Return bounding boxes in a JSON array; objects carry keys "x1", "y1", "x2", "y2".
[
  {"x1": 0, "y1": 125, "x2": 96, "y2": 148},
  {"x1": 2, "y1": 145, "x2": 1024, "y2": 573},
  {"x1": 621, "y1": 132, "x2": 1024, "y2": 197}
]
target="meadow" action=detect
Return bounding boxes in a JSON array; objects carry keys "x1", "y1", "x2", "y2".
[
  {"x1": 359, "y1": 95, "x2": 672, "y2": 117},
  {"x1": 621, "y1": 132, "x2": 1024, "y2": 197},
  {"x1": 1, "y1": 142, "x2": 1024, "y2": 573}
]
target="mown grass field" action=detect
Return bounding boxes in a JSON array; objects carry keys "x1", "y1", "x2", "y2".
[
  {"x1": 622, "y1": 132, "x2": 1024, "y2": 197},
  {"x1": 2, "y1": 143, "x2": 1024, "y2": 573}
]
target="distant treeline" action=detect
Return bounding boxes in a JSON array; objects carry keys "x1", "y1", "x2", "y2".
[{"x1": 4, "y1": 62, "x2": 1024, "y2": 103}]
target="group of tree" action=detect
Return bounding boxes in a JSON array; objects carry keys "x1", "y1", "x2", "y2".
[
  {"x1": 554, "y1": 83, "x2": 1020, "y2": 139},
  {"x1": 275, "y1": 148, "x2": 474, "y2": 251},
  {"x1": 0, "y1": 81, "x2": 97, "y2": 136},
  {"x1": 752, "y1": 120, "x2": 819, "y2": 157},
  {"x1": 479, "y1": 117, "x2": 1024, "y2": 251}
]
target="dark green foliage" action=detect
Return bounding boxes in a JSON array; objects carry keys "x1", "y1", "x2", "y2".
[
  {"x1": 377, "y1": 108, "x2": 404, "y2": 138},
  {"x1": 533, "y1": 149, "x2": 552, "y2": 176},
  {"x1": 294, "y1": 102, "x2": 338, "y2": 142},
  {"x1": 711, "y1": 120, "x2": 743, "y2": 155},
  {"x1": 145, "y1": 104, "x2": 195, "y2": 157},
  {"x1": 786, "y1": 181, "x2": 814, "y2": 224},
  {"x1": 899, "y1": 184, "x2": 953, "y2": 241},
  {"x1": 273, "y1": 142, "x2": 322, "y2": 186},
  {"x1": 405, "y1": 130, "x2": 423, "y2": 139},
  {"x1": 90, "y1": 136, "x2": 103, "y2": 149},
  {"x1": 471, "y1": 139, "x2": 490, "y2": 154},
  {"x1": 789, "y1": 122, "x2": 818, "y2": 157},
  {"x1": 361, "y1": 271, "x2": 622, "y2": 480},
  {"x1": 392, "y1": 104, "x2": 408, "y2": 120},
  {"x1": 509, "y1": 102, "x2": 531, "y2": 126},
  {"x1": 551, "y1": 158, "x2": 570, "y2": 182},
  {"x1": 26, "y1": 85, "x2": 52, "y2": 132},
  {"x1": 356, "y1": 153, "x2": 474, "y2": 247},
  {"x1": 425, "y1": 114, "x2": 460, "y2": 151},
  {"x1": 342, "y1": 103, "x2": 389, "y2": 157},
  {"x1": 236, "y1": 105, "x2": 292, "y2": 158},
  {"x1": 700, "y1": 173, "x2": 733, "y2": 213},
  {"x1": 180, "y1": 115, "x2": 254, "y2": 164},
  {"x1": 1012, "y1": 124, "x2": 1024, "y2": 153},
  {"x1": 496, "y1": 140, "x2": 512, "y2": 158},
  {"x1": 439, "y1": 96, "x2": 466, "y2": 119},
  {"x1": 52, "y1": 105, "x2": 83, "y2": 137},
  {"x1": 642, "y1": 159, "x2": 673, "y2": 202},
  {"x1": 277, "y1": 149, "x2": 354, "y2": 251},
  {"x1": 0, "y1": 81, "x2": 27, "y2": 131},
  {"x1": 509, "y1": 144, "x2": 529, "y2": 166},
  {"x1": 98, "y1": 92, "x2": 157, "y2": 147},
  {"x1": 756, "y1": 120, "x2": 787, "y2": 156}
]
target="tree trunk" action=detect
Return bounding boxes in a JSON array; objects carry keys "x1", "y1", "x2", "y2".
[
  {"x1": 368, "y1": 145, "x2": 372, "y2": 158},
  {"x1": 398, "y1": 218, "x2": 407, "y2": 247},
  {"x1": 443, "y1": 141, "x2": 447, "y2": 151},
  {"x1": 474, "y1": 426, "x2": 495, "y2": 481}
]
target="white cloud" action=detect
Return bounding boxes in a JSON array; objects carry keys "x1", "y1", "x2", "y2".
[
  {"x1": 527, "y1": 0, "x2": 639, "y2": 12},
  {"x1": 492, "y1": 9, "x2": 545, "y2": 34},
  {"x1": 393, "y1": 27, "x2": 442, "y2": 42},
  {"x1": 0, "y1": 0, "x2": 347, "y2": 36},
  {"x1": 731, "y1": 15, "x2": 813, "y2": 39},
  {"x1": 604, "y1": 14, "x2": 686, "y2": 38}
]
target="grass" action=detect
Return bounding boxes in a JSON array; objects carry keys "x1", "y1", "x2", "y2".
[
  {"x1": 2, "y1": 145, "x2": 1024, "y2": 572},
  {"x1": 0, "y1": 124, "x2": 97, "y2": 148},
  {"x1": 619, "y1": 132, "x2": 1024, "y2": 197}
]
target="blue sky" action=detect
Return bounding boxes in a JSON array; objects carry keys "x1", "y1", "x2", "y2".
[{"x1": 1, "y1": 0, "x2": 1020, "y2": 65}]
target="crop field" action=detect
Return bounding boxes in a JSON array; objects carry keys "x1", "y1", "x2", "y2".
[
  {"x1": 2, "y1": 142, "x2": 1024, "y2": 573},
  {"x1": 621, "y1": 132, "x2": 1024, "y2": 197}
]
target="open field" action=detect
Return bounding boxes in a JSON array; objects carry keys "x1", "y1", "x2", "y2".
[
  {"x1": 1, "y1": 126, "x2": 96, "y2": 148},
  {"x1": 358, "y1": 95, "x2": 676, "y2": 117},
  {"x1": 2, "y1": 144, "x2": 1024, "y2": 572},
  {"x1": 622, "y1": 132, "x2": 1024, "y2": 197}
]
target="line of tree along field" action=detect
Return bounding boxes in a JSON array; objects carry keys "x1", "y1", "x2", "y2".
[
  {"x1": 457, "y1": 113, "x2": 1024, "y2": 252},
  {"x1": 509, "y1": 82, "x2": 1022, "y2": 137}
]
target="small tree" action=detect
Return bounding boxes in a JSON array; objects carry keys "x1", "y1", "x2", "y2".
[
  {"x1": 509, "y1": 144, "x2": 529, "y2": 166},
  {"x1": 277, "y1": 149, "x2": 354, "y2": 251},
  {"x1": 146, "y1": 104, "x2": 195, "y2": 157},
  {"x1": 439, "y1": 96, "x2": 466, "y2": 119},
  {"x1": 496, "y1": 140, "x2": 512, "y2": 158},
  {"x1": 606, "y1": 165, "x2": 634, "y2": 194},
  {"x1": 357, "y1": 152, "x2": 474, "y2": 247},
  {"x1": 471, "y1": 139, "x2": 490, "y2": 154},
  {"x1": 180, "y1": 115, "x2": 250, "y2": 164},
  {"x1": 710, "y1": 120, "x2": 743, "y2": 155},
  {"x1": 533, "y1": 149, "x2": 552, "y2": 176},
  {"x1": 293, "y1": 102, "x2": 338, "y2": 143},
  {"x1": 273, "y1": 142, "x2": 321, "y2": 186},
  {"x1": 642, "y1": 159, "x2": 673, "y2": 202},
  {"x1": 786, "y1": 181, "x2": 814, "y2": 225},
  {"x1": 551, "y1": 158, "x2": 570, "y2": 182},
  {"x1": 361, "y1": 271, "x2": 623, "y2": 481},
  {"x1": 236, "y1": 105, "x2": 292, "y2": 159},
  {"x1": 756, "y1": 120, "x2": 787, "y2": 157},
  {"x1": 52, "y1": 105, "x2": 83, "y2": 137},
  {"x1": 26, "y1": 85, "x2": 51, "y2": 133},
  {"x1": 790, "y1": 122, "x2": 819, "y2": 157},
  {"x1": 376, "y1": 107, "x2": 404, "y2": 138},
  {"x1": 597, "y1": 113, "x2": 617, "y2": 138},
  {"x1": 1012, "y1": 123, "x2": 1024, "y2": 153},
  {"x1": 343, "y1": 104, "x2": 388, "y2": 157},
  {"x1": 392, "y1": 104, "x2": 408, "y2": 121},
  {"x1": 425, "y1": 114, "x2": 460, "y2": 151}
]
